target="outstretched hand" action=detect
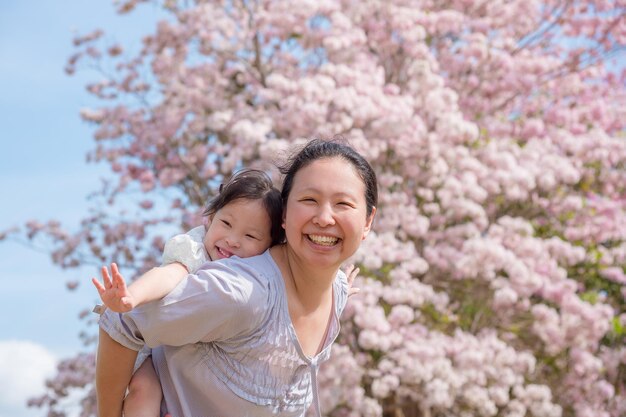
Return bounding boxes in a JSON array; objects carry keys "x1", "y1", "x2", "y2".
[
  {"x1": 344, "y1": 264, "x2": 361, "y2": 297},
  {"x1": 91, "y1": 263, "x2": 137, "y2": 313}
]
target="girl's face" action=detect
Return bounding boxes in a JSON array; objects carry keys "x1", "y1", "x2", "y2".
[
  {"x1": 203, "y1": 198, "x2": 273, "y2": 261},
  {"x1": 283, "y1": 157, "x2": 375, "y2": 270}
]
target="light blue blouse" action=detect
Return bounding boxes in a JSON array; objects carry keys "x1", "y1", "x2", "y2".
[{"x1": 99, "y1": 250, "x2": 348, "y2": 417}]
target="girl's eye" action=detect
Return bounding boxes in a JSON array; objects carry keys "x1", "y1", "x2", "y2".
[
  {"x1": 221, "y1": 220, "x2": 231, "y2": 227},
  {"x1": 246, "y1": 234, "x2": 258, "y2": 240}
]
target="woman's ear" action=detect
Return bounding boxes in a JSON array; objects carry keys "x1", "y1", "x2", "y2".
[{"x1": 362, "y1": 206, "x2": 376, "y2": 240}]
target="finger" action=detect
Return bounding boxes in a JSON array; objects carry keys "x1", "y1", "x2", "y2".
[
  {"x1": 348, "y1": 287, "x2": 360, "y2": 297},
  {"x1": 91, "y1": 277, "x2": 105, "y2": 295},
  {"x1": 101, "y1": 266, "x2": 112, "y2": 289},
  {"x1": 111, "y1": 263, "x2": 127, "y2": 290},
  {"x1": 111, "y1": 262, "x2": 119, "y2": 278},
  {"x1": 348, "y1": 267, "x2": 360, "y2": 281}
]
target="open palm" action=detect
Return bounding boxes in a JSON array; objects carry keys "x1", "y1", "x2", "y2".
[{"x1": 91, "y1": 263, "x2": 137, "y2": 313}]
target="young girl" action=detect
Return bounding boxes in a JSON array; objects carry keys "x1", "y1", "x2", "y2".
[
  {"x1": 92, "y1": 168, "x2": 284, "y2": 417},
  {"x1": 93, "y1": 167, "x2": 361, "y2": 417}
]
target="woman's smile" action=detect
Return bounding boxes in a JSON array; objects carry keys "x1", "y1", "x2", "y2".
[{"x1": 306, "y1": 234, "x2": 339, "y2": 246}]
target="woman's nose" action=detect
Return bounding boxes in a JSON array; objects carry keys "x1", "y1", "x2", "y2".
[{"x1": 313, "y1": 204, "x2": 335, "y2": 227}]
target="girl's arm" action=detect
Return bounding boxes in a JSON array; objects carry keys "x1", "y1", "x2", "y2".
[
  {"x1": 99, "y1": 261, "x2": 269, "y2": 349},
  {"x1": 92, "y1": 262, "x2": 189, "y2": 312},
  {"x1": 95, "y1": 328, "x2": 138, "y2": 417}
]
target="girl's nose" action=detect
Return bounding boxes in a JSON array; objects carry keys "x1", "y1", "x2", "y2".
[{"x1": 226, "y1": 237, "x2": 240, "y2": 247}]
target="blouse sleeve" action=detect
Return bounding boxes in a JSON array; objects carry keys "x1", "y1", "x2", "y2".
[
  {"x1": 161, "y1": 226, "x2": 209, "y2": 273},
  {"x1": 99, "y1": 260, "x2": 269, "y2": 350}
]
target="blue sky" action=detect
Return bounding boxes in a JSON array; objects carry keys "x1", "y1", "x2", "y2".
[{"x1": 0, "y1": 2, "x2": 164, "y2": 416}]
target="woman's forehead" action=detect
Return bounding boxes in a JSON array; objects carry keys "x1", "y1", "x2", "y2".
[{"x1": 291, "y1": 157, "x2": 365, "y2": 192}]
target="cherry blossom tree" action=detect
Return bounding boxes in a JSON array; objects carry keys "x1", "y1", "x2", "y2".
[{"x1": 4, "y1": 1, "x2": 625, "y2": 416}]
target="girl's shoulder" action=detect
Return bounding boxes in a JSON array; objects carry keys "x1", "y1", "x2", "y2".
[
  {"x1": 162, "y1": 226, "x2": 208, "y2": 272},
  {"x1": 185, "y1": 225, "x2": 207, "y2": 241}
]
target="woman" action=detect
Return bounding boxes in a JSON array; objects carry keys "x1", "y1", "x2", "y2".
[{"x1": 96, "y1": 139, "x2": 377, "y2": 417}]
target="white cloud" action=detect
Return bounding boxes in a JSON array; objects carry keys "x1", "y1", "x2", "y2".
[{"x1": 0, "y1": 340, "x2": 58, "y2": 417}]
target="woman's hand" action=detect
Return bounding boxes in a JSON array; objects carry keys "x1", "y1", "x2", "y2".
[{"x1": 344, "y1": 264, "x2": 360, "y2": 297}]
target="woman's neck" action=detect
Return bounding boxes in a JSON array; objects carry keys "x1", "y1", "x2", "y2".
[{"x1": 274, "y1": 245, "x2": 336, "y2": 312}]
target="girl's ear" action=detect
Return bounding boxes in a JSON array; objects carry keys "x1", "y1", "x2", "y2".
[{"x1": 362, "y1": 206, "x2": 376, "y2": 240}]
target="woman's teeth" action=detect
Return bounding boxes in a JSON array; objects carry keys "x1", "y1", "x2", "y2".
[{"x1": 308, "y1": 235, "x2": 338, "y2": 246}]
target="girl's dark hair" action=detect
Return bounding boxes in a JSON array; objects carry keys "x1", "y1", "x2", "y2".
[
  {"x1": 203, "y1": 169, "x2": 284, "y2": 246},
  {"x1": 279, "y1": 138, "x2": 378, "y2": 217}
]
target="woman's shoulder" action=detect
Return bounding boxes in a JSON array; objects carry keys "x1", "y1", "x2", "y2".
[
  {"x1": 333, "y1": 268, "x2": 349, "y2": 315},
  {"x1": 334, "y1": 268, "x2": 348, "y2": 293},
  {"x1": 218, "y1": 250, "x2": 278, "y2": 278},
  {"x1": 199, "y1": 250, "x2": 280, "y2": 307}
]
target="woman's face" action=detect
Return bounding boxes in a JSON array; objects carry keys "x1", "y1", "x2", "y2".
[{"x1": 283, "y1": 156, "x2": 375, "y2": 270}]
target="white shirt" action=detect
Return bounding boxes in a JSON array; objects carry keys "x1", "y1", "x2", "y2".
[{"x1": 99, "y1": 250, "x2": 348, "y2": 417}]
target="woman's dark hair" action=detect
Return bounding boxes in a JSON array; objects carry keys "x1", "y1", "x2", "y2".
[
  {"x1": 279, "y1": 138, "x2": 378, "y2": 217},
  {"x1": 203, "y1": 169, "x2": 284, "y2": 245}
]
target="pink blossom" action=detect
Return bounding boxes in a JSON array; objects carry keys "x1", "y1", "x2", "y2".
[{"x1": 599, "y1": 267, "x2": 626, "y2": 284}]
